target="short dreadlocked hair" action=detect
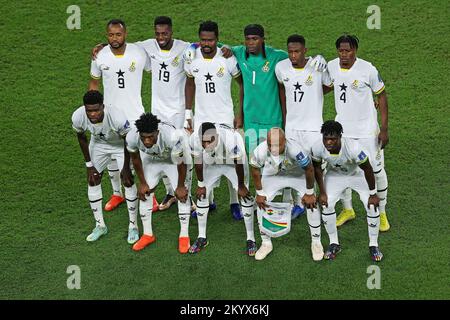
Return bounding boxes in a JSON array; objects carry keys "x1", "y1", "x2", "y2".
[
  {"x1": 321, "y1": 120, "x2": 343, "y2": 137},
  {"x1": 83, "y1": 90, "x2": 103, "y2": 105},
  {"x1": 335, "y1": 34, "x2": 359, "y2": 49},
  {"x1": 199, "y1": 20, "x2": 219, "y2": 38},
  {"x1": 135, "y1": 112, "x2": 160, "y2": 134}
]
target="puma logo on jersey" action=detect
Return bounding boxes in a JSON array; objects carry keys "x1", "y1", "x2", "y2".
[
  {"x1": 283, "y1": 77, "x2": 289, "y2": 82},
  {"x1": 99, "y1": 64, "x2": 110, "y2": 71},
  {"x1": 193, "y1": 68, "x2": 199, "y2": 73}
]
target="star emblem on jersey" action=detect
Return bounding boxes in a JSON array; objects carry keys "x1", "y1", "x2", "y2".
[
  {"x1": 293, "y1": 82, "x2": 303, "y2": 91},
  {"x1": 116, "y1": 69, "x2": 125, "y2": 77},
  {"x1": 339, "y1": 83, "x2": 347, "y2": 91},
  {"x1": 160, "y1": 62, "x2": 168, "y2": 70},
  {"x1": 204, "y1": 72, "x2": 213, "y2": 81},
  {"x1": 98, "y1": 132, "x2": 106, "y2": 140}
]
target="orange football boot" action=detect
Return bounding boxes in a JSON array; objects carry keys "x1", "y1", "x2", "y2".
[
  {"x1": 132, "y1": 234, "x2": 156, "y2": 251},
  {"x1": 104, "y1": 195, "x2": 125, "y2": 211},
  {"x1": 178, "y1": 237, "x2": 190, "y2": 254}
]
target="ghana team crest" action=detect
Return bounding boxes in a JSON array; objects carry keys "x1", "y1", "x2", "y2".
[
  {"x1": 351, "y1": 79, "x2": 359, "y2": 89},
  {"x1": 305, "y1": 74, "x2": 314, "y2": 86},
  {"x1": 171, "y1": 56, "x2": 180, "y2": 67},
  {"x1": 129, "y1": 62, "x2": 136, "y2": 72},
  {"x1": 262, "y1": 61, "x2": 270, "y2": 72},
  {"x1": 216, "y1": 66, "x2": 225, "y2": 77}
]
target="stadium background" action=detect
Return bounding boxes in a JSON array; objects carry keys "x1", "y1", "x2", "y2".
[{"x1": 1, "y1": 0, "x2": 449, "y2": 299}]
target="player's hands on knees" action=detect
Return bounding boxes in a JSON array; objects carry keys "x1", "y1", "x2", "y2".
[
  {"x1": 138, "y1": 183, "x2": 151, "y2": 201},
  {"x1": 368, "y1": 194, "x2": 380, "y2": 210},
  {"x1": 238, "y1": 184, "x2": 252, "y2": 202},
  {"x1": 87, "y1": 167, "x2": 101, "y2": 186},
  {"x1": 256, "y1": 195, "x2": 268, "y2": 210},
  {"x1": 302, "y1": 194, "x2": 317, "y2": 209},
  {"x1": 184, "y1": 119, "x2": 193, "y2": 134},
  {"x1": 196, "y1": 186, "x2": 207, "y2": 201},
  {"x1": 221, "y1": 46, "x2": 233, "y2": 58},
  {"x1": 91, "y1": 43, "x2": 106, "y2": 60},
  {"x1": 120, "y1": 166, "x2": 134, "y2": 187},
  {"x1": 175, "y1": 186, "x2": 188, "y2": 203},
  {"x1": 318, "y1": 192, "x2": 328, "y2": 208},
  {"x1": 378, "y1": 130, "x2": 389, "y2": 149}
]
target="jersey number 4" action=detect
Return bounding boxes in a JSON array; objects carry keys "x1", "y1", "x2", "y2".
[{"x1": 340, "y1": 92, "x2": 346, "y2": 103}]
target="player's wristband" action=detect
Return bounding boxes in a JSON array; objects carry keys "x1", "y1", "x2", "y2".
[
  {"x1": 305, "y1": 188, "x2": 314, "y2": 195},
  {"x1": 256, "y1": 189, "x2": 266, "y2": 197},
  {"x1": 185, "y1": 109, "x2": 193, "y2": 120},
  {"x1": 85, "y1": 161, "x2": 94, "y2": 168},
  {"x1": 197, "y1": 180, "x2": 205, "y2": 188},
  {"x1": 369, "y1": 189, "x2": 377, "y2": 196}
]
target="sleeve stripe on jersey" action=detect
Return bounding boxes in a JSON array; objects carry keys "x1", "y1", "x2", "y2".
[
  {"x1": 358, "y1": 156, "x2": 369, "y2": 165},
  {"x1": 374, "y1": 85, "x2": 385, "y2": 95},
  {"x1": 185, "y1": 72, "x2": 194, "y2": 78},
  {"x1": 90, "y1": 73, "x2": 101, "y2": 80},
  {"x1": 232, "y1": 71, "x2": 242, "y2": 79}
]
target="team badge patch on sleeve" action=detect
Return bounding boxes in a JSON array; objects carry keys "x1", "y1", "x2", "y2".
[
  {"x1": 296, "y1": 151, "x2": 310, "y2": 168},
  {"x1": 358, "y1": 151, "x2": 367, "y2": 161}
]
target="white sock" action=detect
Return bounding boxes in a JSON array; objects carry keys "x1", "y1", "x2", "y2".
[
  {"x1": 139, "y1": 193, "x2": 154, "y2": 236},
  {"x1": 162, "y1": 175, "x2": 174, "y2": 196},
  {"x1": 88, "y1": 184, "x2": 105, "y2": 227},
  {"x1": 228, "y1": 180, "x2": 239, "y2": 205},
  {"x1": 341, "y1": 188, "x2": 353, "y2": 210},
  {"x1": 125, "y1": 184, "x2": 138, "y2": 230},
  {"x1": 367, "y1": 206, "x2": 380, "y2": 247},
  {"x1": 322, "y1": 210, "x2": 339, "y2": 245},
  {"x1": 375, "y1": 168, "x2": 388, "y2": 214},
  {"x1": 107, "y1": 160, "x2": 122, "y2": 196},
  {"x1": 306, "y1": 208, "x2": 321, "y2": 242},
  {"x1": 178, "y1": 199, "x2": 191, "y2": 238},
  {"x1": 241, "y1": 198, "x2": 255, "y2": 241},
  {"x1": 208, "y1": 189, "x2": 214, "y2": 204},
  {"x1": 282, "y1": 188, "x2": 293, "y2": 203},
  {"x1": 196, "y1": 198, "x2": 209, "y2": 238}
]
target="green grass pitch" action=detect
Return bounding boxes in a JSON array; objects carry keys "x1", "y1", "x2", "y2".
[{"x1": 1, "y1": 0, "x2": 449, "y2": 299}]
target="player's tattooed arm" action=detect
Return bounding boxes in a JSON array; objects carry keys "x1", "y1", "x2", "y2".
[
  {"x1": 130, "y1": 151, "x2": 150, "y2": 201},
  {"x1": 91, "y1": 43, "x2": 108, "y2": 60},
  {"x1": 312, "y1": 159, "x2": 327, "y2": 207},
  {"x1": 184, "y1": 77, "x2": 196, "y2": 132},
  {"x1": 120, "y1": 141, "x2": 134, "y2": 187},
  {"x1": 76, "y1": 132, "x2": 101, "y2": 186},
  {"x1": 301, "y1": 162, "x2": 317, "y2": 209},
  {"x1": 250, "y1": 166, "x2": 267, "y2": 209},
  {"x1": 377, "y1": 90, "x2": 389, "y2": 149},
  {"x1": 359, "y1": 160, "x2": 380, "y2": 209},
  {"x1": 278, "y1": 82, "x2": 287, "y2": 129},
  {"x1": 234, "y1": 75, "x2": 244, "y2": 129}
]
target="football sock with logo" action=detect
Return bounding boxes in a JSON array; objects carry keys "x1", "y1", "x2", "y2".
[
  {"x1": 139, "y1": 193, "x2": 154, "y2": 236},
  {"x1": 107, "y1": 160, "x2": 123, "y2": 196},
  {"x1": 322, "y1": 209, "x2": 339, "y2": 244},
  {"x1": 125, "y1": 184, "x2": 138, "y2": 230},
  {"x1": 88, "y1": 184, "x2": 105, "y2": 227},
  {"x1": 367, "y1": 206, "x2": 380, "y2": 247},
  {"x1": 307, "y1": 208, "x2": 321, "y2": 242}
]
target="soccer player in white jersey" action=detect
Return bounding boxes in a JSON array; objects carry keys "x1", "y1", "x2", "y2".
[
  {"x1": 72, "y1": 90, "x2": 139, "y2": 244},
  {"x1": 188, "y1": 122, "x2": 256, "y2": 256},
  {"x1": 327, "y1": 34, "x2": 390, "y2": 232},
  {"x1": 275, "y1": 34, "x2": 333, "y2": 219},
  {"x1": 89, "y1": 19, "x2": 152, "y2": 213},
  {"x1": 312, "y1": 121, "x2": 383, "y2": 262},
  {"x1": 184, "y1": 21, "x2": 245, "y2": 220},
  {"x1": 250, "y1": 128, "x2": 321, "y2": 261},
  {"x1": 126, "y1": 112, "x2": 192, "y2": 254}
]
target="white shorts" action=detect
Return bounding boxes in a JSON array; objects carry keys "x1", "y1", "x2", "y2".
[
  {"x1": 286, "y1": 130, "x2": 321, "y2": 152},
  {"x1": 89, "y1": 142, "x2": 124, "y2": 173},
  {"x1": 261, "y1": 174, "x2": 307, "y2": 201},
  {"x1": 323, "y1": 172, "x2": 371, "y2": 213},
  {"x1": 140, "y1": 152, "x2": 179, "y2": 190},
  {"x1": 203, "y1": 163, "x2": 249, "y2": 197},
  {"x1": 158, "y1": 112, "x2": 185, "y2": 130},
  {"x1": 350, "y1": 136, "x2": 384, "y2": 173}
]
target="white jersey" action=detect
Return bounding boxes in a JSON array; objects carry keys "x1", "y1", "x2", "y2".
[
  {"x1": 136, "y1": 39, "x2": 190, "y2": 123},
  {"x1": 190, "y1": 124, "x2": 245, "y2": 165},
  {"x1": 90, "y1": 43, "x2": 151, "y2": 122},
  {"x1": 71, "y1": 105, "x2": 131, "y2": 147},
  {"x1": 126, "y1": 122, "x2": 187, "y2": 163},
  {"x1": 250, "y1": 139, "x2": 310, "y2": 176},
  {"x1": 275, "y1": 58, "x2": 332, "y2": 132},
  {"x1": 328, "y1": 58, "x2": 385, "y2": 138},
  {"x1": 311, "y1": 137, "x2": 369, "y2": 176},
  {"x1": 184, "y1": 48, "x2": 241, "y2": 127}
]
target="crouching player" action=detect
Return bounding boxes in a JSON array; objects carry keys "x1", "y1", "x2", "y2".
[
  {"x1": 188, "y1": 122, "x2": 256, "y2": 256},
  {"x1": 72, "y1": 90, "x2": 139, "y2": 243},
  {"x1": 312, "y1": 120, "x2": 383, "y2": 261},
  {"x1": 250, "y1": 128, "x2": 320, "y2": 261},
  {"x1": 126, "y1": 112, "x2": 192, "y2": 254}
]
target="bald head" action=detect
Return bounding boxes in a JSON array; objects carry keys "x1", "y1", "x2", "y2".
[{"x1": 267, "y1": 128, "x2": 286, "y2": 156}]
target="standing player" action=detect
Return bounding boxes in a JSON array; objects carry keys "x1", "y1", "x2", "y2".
[
  {"x1": 126, "y1": 112, "x2": 192, "y2": 254},
  {"x1": 275, "y1": 34, "x2": 333, "y2": 218},
  {"x1": 188, "y1": 122, "x2": 256, "y2": 256},
  {"x1": 89, "y1": 19, "x2": 153, "y2": 213},
  {"x1": 72, "y1": 90, "x2": 139, "y2": 244},
  {"x1": 184, "y1": 21, "x2": 244, "y2": 220},
  {"x1": 312, "y1": 121, "x2": 383, "y2": 261},
  {"x1": 250, "y1": 128, "x2": 321, "y2": 261},
  {"x1": 327, "y1": 34, "x2": 390, "y2": 231}
]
